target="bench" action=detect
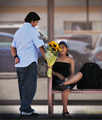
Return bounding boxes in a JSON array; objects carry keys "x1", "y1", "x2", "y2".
[{"x1": 48, "y1": 77, "x2": 102, "y2": 115}]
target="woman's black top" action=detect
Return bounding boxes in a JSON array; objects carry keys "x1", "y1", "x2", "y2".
[{"x1": 52, "y1": 62, "x2": 71, "y2": 81}]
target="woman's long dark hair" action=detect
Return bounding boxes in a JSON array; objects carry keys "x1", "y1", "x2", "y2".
[{"x1": 59, "y1": 41, "x2": 69, "y2": 56}]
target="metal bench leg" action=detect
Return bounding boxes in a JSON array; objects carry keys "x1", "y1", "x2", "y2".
[{"x1": 48, "y1": 77, "x2": 53, "y2": 115}]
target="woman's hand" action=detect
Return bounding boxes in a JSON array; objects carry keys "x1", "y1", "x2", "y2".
[
  {"x1": 47, "y1": 64, "x2": 53, "y2": 69},
  {"x1": 57, "y1": 73, "x2": 65, "y2": 80}
]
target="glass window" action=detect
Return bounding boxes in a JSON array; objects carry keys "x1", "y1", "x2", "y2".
[
  {"x1": 64, "y1": 21, "x2": 92, "y2": 31},
  {"x1": 72, "y1": 22, "x2": 92, "y2": 30}
]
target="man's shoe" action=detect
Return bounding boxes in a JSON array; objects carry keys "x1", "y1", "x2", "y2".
[
  {"x1": 21, "y1": 111, "x2": 39, "y2": 116},
  {"x1": 21, "y1": 111, "x2": 32, "y2": 116},
  {"x1": 57, "y1": 84, "x2": 66, "y2": 91},
  {"x1": 32, "y1": 111, "x2": 39, "y2": 116}
]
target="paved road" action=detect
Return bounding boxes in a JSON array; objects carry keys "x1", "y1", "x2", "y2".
[{"x1": 0, "y1": 72, "x2": 102, "y2": 115}]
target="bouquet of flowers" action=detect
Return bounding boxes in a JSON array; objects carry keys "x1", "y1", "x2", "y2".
[{"x1": 45, "y1": 41, "x2": 61, "y2": 77}]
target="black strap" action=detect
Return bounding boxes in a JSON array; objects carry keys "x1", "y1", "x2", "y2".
[{"x1": 14, "y1": 55, "x2": 18, "y2": 59}]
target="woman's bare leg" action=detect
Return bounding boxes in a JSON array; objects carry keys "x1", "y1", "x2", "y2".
[
  {"x1": 64, "y1": 72, "x2": 82, "y2": 86},
  {"x1": 62, "y1": 89, "x2": 71, "y2": 116}
]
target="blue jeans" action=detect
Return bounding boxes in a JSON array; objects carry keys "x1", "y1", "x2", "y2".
[
  {"x1": 16, "y1": 62, "x2": 37, "y2": 113},
  {"x1": 53, "y1": 79, "x2": 76, "y2": 90}
]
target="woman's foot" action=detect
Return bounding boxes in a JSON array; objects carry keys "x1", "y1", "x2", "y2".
[
  {"x1": 57, "y1": 83, "x2": 66, "y2": 91},
  {"x1": 62, "y1": 111, "x2": 71, "y2": 117}
]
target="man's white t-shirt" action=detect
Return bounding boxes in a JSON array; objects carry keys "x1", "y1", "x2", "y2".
[{"x1": 12, "y1": 22, "x2": 44, "y2": 67}]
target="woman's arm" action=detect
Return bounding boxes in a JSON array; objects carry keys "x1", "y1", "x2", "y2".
[
  {"x1": 52, "y1": 71, "x2": 65, "y2": 80},
  {"x1": 70, "y1": 58, "x2": 75, "y2": 76},
  {"x1": 65, "y1": 58, "x2": 75, "y2": 80}
]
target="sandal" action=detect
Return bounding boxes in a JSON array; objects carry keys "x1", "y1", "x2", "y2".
[
  {"x1": 57, "y1": 84, "x2": 66, "y2": 91},
  {"x1": 62, "y1": 112, "x2": 71, "y2": 117}
]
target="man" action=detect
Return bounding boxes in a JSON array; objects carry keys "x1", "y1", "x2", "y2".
[{"x1": 11, "y1": 12, "x2": 46, "y2": 116}]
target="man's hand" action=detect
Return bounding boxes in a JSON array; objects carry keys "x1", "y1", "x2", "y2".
[
  {"x1": 47, "y1": 64, "x2": 53, "y2": 69},
  {"x1": 15, "y1": 57, "x2": 20, "y2": 64}
]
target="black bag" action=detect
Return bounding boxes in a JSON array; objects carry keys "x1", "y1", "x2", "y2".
[{"x1": 77, "y1": 62, "x2": 102, "y2": 89}]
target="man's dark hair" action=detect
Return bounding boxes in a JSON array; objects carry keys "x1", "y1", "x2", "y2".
[{"x1": 24, "y1": 12, "x2": 41, "y2": 23}]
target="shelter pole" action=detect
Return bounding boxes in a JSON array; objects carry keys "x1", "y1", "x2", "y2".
[{"x1": 47, "y1": 0, "x2": 54, "y2": 42}]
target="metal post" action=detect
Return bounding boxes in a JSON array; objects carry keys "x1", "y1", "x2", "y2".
[
  {"x1": 101, "y1": 0, "x2": 102, "y2": 33},
  {"x1": 47, "y1": 0, "x2": 54, "y2": 114},
  {"x1": 86, "y1": 0, "x2": 89, "y2": 30},
  {"x1": 47, "y1": 0, "x2": 54, "y2": 42}
]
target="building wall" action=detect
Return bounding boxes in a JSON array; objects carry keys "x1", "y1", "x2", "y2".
[
  {"x1": 0, "y1": 0, "x2": 102, "y2": 35},
  {"x1": 0, "y1": 0, "x2": 101, "y2": 6}
]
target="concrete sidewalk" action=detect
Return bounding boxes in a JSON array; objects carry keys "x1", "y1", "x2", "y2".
[
  {"x1": 0, "y1": 105, "x2": 102, "y2": 120},
  {"x1": 0, "y1": 105, "x2": 102, "y2": 114}
]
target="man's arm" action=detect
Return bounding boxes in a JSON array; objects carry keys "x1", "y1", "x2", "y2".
[
  {"x1": 39, "y1": 46, "x2": 52, "y2": 68},
  {"x1": 39, "y1": 46, "x2": 46, "y2": 60},
  {"x1": 11, "y1": 46, "x2": 20, "y2": 64}
]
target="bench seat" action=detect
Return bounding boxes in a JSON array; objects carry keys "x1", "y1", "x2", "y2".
[{"x1": 52, "y1": 89, "x2": 102, "y2": 94}]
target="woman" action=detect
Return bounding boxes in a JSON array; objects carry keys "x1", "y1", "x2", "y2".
[{"x1": 52, "y1": 41, "x2": 82, "y2": 117}]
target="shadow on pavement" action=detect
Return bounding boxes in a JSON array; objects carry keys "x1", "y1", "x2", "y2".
[{"x1": 0, "y1": 113, "x2": 102, "y2": 120}]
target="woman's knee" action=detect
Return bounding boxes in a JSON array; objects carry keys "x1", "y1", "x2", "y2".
[
  {"x1": 78, "y1": 72, "x2": 83, "y2": 78},
  {"x1": 64, "y1": 88, "x2": 70, "y2": 93}
]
